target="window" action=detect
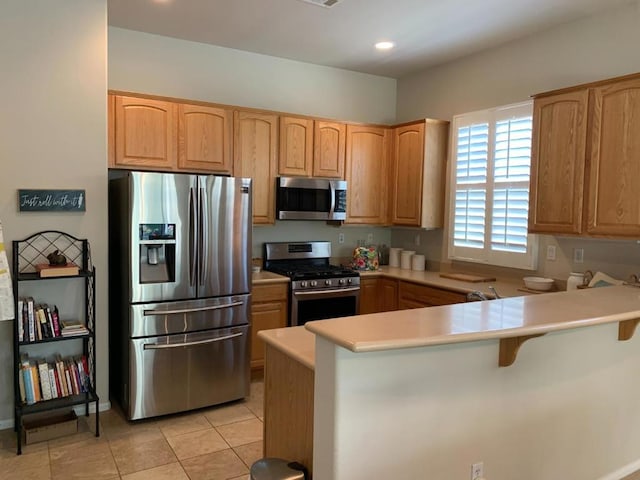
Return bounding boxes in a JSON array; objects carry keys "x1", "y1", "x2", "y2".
[{"x1": 448, "y1": 102, "x2": 537, "y2": 270}]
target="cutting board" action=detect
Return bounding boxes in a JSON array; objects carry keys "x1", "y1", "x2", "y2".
[{"x1": 439, "y1": 272, "x2": 496, "y2": 283}]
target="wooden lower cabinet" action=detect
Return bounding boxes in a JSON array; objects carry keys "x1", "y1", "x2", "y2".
[
  {"x1": 378, "y1": 278, "x2": 398, "y2": 312},
  {"x1": 398, "y1": 281, "x2": 466, "y2": 308},
  {"x1": 359, "y1": 277, "x2": 399, "y2": 314},
  {"x1": 251, "y1": 284, "x2": 288, "y2": 369},
  {"x1": 264, "y1": 344, "x2": 314, "y2": 477},
  {"x1": 359, "y1": 278, "x2": 379, "y2": 314}
]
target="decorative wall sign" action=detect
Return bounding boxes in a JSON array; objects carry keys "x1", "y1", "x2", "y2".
[{"x1": 18, "y1": 189, "x2": 86, "y2": 212}]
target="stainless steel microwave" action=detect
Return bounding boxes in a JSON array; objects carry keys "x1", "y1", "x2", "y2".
[{"x1": 276, "y1": 177, "x2": 347, "y2": 221}]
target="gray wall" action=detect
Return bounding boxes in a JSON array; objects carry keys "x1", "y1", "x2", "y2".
[
  {"x1": 393, "y1": 2, "x2": 640, "y2": 282},
  {"x1": 0, "y1": 1, "x2": 108, "y2": 426}
]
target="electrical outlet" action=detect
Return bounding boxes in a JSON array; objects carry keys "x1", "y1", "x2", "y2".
[
  {"x1": 338, "y1": 233, "x2": 345, "y2": 244},
  {"x1": 471, "y1": 462, "x2": 484, "y2": 480},
  {"x1": 573, "y1": 248, "x2": 584, "y2": 264},
  {"x1": 415, "y1": 233, "x2": 421, "y2": 246},
  {"x1": 546, "y1": 245, "x2": 556, "y2": 261},
  {"x1": 367, "y1": 233, "x2": 373, "y2": 245}
]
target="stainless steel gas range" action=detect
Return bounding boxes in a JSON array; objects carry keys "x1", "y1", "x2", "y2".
[{"x1": 263, "y1": 241, "x2": 360, "y2": 326}]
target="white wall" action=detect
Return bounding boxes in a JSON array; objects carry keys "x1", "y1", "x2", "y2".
[
  {"x1": 108, "y1": 27, "x2": 396, "y2": 124},
  {"x1": 393, "y1": 2, "x2": 640, "y2": 282},
  {"x1": 0, "y1": 1, "x2": 108, "y2": 426},
  {"x1": 314, "y1": 323, "x2": 640, "y2": 479}
]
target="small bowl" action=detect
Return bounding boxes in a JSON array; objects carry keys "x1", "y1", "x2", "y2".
[
  {"x1": 523, "y1": 276, "x2": 554, "y2": 291},
  {"x1": 252, "y1": 265, "x2": 261, "y2": 273}
]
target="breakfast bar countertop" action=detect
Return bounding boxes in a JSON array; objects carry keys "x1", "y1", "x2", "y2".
[{"x1": 304, "y1": 285, "x2": 640, "y2": 353}]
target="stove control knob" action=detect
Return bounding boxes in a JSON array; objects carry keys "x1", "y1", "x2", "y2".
[
  {"x1": 347, "y1": 278, "x2": 352, "y2": 284},
  {"x1": 300, "y1": 281, "x2": 307, "y2": 288},
  {"x1": 310, "y1": 280, "x2": 317, "y2": 287},
  {"x1": 339, "y1": 278, "x2": 346, "y2": 285},
  {"x1": 325, "y1": 280, "x2": 331, "y2": 286}
]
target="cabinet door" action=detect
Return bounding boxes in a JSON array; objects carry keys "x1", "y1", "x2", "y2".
[
  {"x1": 378, "y1": 278, "x2": 398, "y2": 312},
  {"x1": 234, "y1": 111, "x2": 278, "y2": 225},
  {"x1": 587, "y1": 77, "x2": 640, "y2": 236},
  {"x1": 359, "y1": 278, "x2": 379, "y2": 314},
  {"x1": 528, "y1": 91, "x2": 588, "y2": 234},
  {"x1": 113, "y1": 96, "x2": 177, "y2": 170},
  {"x1": 251, "y1": 300, "x2": 287, "y2": 369},
  {"x1": 178, "y1": 104, "x2": 233, "y2": 174},
  {"x1": 279, "y1": 116, "x2": 313, "y2": 177},
  {"x1": 313, "y1": 121, "x2": 346, "y2": 178},
  {"x1": 391, "y1": 123, "x2": 425, "y2": 226},
  {"x1": 251, "y1": 283, "x2": 288, "y2": 369},
  {"x1": 345, "y1": 125, "x2": 391, "y2": 225}
]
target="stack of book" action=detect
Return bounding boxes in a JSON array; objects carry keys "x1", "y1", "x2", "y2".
[
  {"x1": 17, "y1": 298, "x2": 88, "y2": 341},
  {"x1": 18, "y1": 354, "x2": 91, "y2": 405},
  {"x1": 60, "y1": 320, "x2": 89, "y2": 337}
]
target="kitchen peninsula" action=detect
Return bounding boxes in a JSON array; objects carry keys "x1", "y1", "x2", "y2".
[{"x1": 260, "y1": 285, "x2": 640, "y2": 480}]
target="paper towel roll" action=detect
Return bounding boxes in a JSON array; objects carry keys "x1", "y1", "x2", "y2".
[
  {"x1": 400, "y1": 251, "x2": 414, "y2": 270},
  {"x1": 389, "y1": 248, "x2": 402, "y2": 267},
  {"x1": 411, "y1": 254, "x2": 425, "y2": 271}
]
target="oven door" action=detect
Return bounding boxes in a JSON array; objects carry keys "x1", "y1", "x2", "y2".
[{"x1": 291, "y1": 286, "x2": 359, "y2": 326}]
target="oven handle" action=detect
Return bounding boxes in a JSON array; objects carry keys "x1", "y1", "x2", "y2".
[
  {"x1": 143, "y1": 301, "x2": 244, "y2": 316},
  {"x1": 143, "y1": 332, "x2": 242, "y2": 350},
  {"x1": 293, "y1": 287, "x2": 360, "y2": 297}
]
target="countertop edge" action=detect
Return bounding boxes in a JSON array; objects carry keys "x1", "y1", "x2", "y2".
[
  {"x1": 259, "y1": 327, "x2": 315, "y2": 370},
  {"x1": 304, "y1": 286, "x2": 640, "y2": 353}
]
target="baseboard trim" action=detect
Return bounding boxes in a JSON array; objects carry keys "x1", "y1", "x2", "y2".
[
  {"x1": 598, "y1": 459, "x2": 640, "y2": 480},
  {"x1": 0, "y1": 401, "x2": 112, "y2": 431}
]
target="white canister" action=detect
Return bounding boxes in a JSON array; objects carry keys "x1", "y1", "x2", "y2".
[
  {"x1": 400, "y1": 250, "x2": 414, "y2": 270},
  {"x1": 566, "y1": 272, "x2": 584, "y2": 291},
  {"x1": 389, "y1": 248, "x2": 402, "y2": 267},
  {"x1": 411, "y1": 254, "x2": 425, "y2": 271}
]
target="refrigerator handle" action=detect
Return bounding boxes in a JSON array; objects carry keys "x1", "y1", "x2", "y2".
[
  {"x1": 143, "y1": 332, "x2": 243, "y2": 350},
  {"x1": 189, "y1": 186, "x2": 198, "y2": 287},
  {"x1": 143, "y1": 301, "x2": 244, "y2": 316},
  {"x1": 199, "y1": 186, "x2": 205, "y2": 286}
]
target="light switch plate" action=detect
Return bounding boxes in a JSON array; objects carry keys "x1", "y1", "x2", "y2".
[{"x1": 546, "y1": 245, "x2": 556, "y2": 261}]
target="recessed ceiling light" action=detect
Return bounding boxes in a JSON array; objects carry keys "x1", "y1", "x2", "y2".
[{"x1": 375, "y1": 41, "x2": 395, "y2": 51}]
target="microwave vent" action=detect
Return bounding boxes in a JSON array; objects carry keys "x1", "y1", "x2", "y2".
[{"x1": 298, "y1": 0, "x2": 342, "y2": 8}]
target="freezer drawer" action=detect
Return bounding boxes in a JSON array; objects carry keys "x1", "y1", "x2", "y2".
[
  {"x1": 127, "y1": 325, "x2": 250, "y2": 420},
  {"x1": 130, "y1": 295, "x2": 250, "y2": 338}
]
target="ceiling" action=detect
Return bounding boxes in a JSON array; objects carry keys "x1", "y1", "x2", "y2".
[{"x1": 108, "y1": 0, "x2": 634, "y2": 78}]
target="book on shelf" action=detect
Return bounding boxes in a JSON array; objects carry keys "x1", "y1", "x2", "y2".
[
  {"x1": 17, "y1": 354, "x2": 90, "y2": 405},
  {"x1": 27, "y1": 297, "x2": 35, "y2": 342},
  {"x1": 60, "y1": 319, "x2": 89, "y2": 337},
  {"x1": 17, "y1": 298, "x2": 24, "y2": 342},
  {"x1": 37, "y1": 360, "x2": 52, "y2": 401},
  {"x1": 35, "y1": 263, "x2": 79, "y2": 278}
]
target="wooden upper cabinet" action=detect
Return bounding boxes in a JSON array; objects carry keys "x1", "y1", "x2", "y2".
[
  {"x1": 178, "y1": 104, "x2": 233, "y2": 174},
  {"x1": 234, "y1": 110, "x2": 278, "y2": 225},
  {"x1": 392, "y1": 123, "x2": 425, "y2": 226},
  {"x1": 279, "y1": 116, "x2": 314, "y2": 176},
  {"x1": 313, "y1": 121, "x2": 346, "y2": 178},
  {"x1": 112, "y1": 96, "x2": 177, "y2": 170},
  {"x1": 587, "y1": 77, "x2": 640, "y2": 236},
  {"x1": 390, "y1": 120, "x2": 448, "y2": 228},
  {"x1": 345, "y1": 125, "x2": 391, "y2": 225},
  {"x1": 528, "y1": 90, "x2": 589, "y2": 234}
]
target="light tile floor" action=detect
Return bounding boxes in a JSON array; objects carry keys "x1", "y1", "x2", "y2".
[{"x1": 0, "y1": 379, "x2": 264, "y2": 480}]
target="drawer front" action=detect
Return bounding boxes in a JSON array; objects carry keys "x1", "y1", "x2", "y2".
[
  {"x1": 253, "y1": 283, "x2": 288, "y2": 303},
  {"x1": 399, "y1": 281, "x2": 466, "y2": 306}
]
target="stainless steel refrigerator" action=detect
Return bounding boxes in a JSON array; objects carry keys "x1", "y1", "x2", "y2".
[{"x1": 109, "y1": 171, "x2": 252, "y2": 420}]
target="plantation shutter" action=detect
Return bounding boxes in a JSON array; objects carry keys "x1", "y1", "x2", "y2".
[{"x1": 448, "y1": 102, "x2": 537, "y2": 270}]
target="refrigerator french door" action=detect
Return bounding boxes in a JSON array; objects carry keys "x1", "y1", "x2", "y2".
[{"x1": 109, "y1": 172, "x2": 252, "y2": 420}]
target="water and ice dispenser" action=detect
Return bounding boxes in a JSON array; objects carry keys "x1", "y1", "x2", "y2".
[{"x1": 139, "y1": 223, "x2": 176, "y2": 284}]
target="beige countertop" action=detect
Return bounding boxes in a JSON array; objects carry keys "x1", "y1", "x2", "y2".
[
  {"x1": 359, "y1": 266, "x2": 531, "y2": 298},
  {"x1": 305, "y1": 285, "x2": 640, "y2": 353},
  {"x1": 252, "y1": 270, "x2": 290, "y2": 285},
  {"x1": 258, "y1": 326, "x2": 315, "y2": 370}
]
